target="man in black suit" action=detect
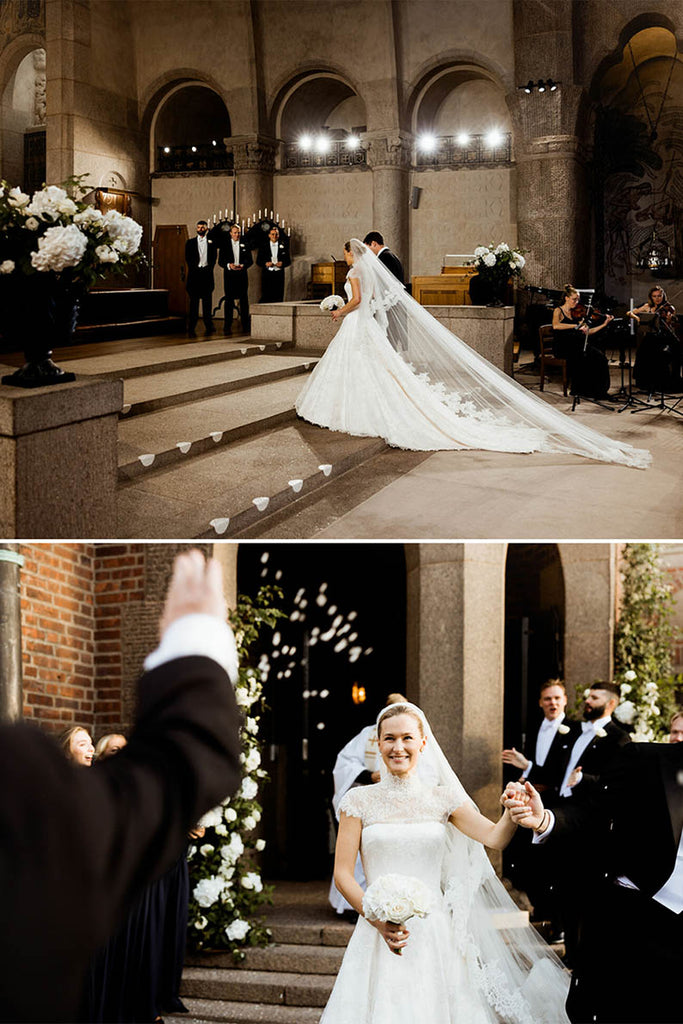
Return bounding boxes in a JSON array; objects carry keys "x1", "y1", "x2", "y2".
[
  {"x1": 505, "y1": 740, "x2": 683, "y2": 1023},
  {"x1": 502, "y1": 679, "x2": 581, "y2": 938},
  {"x1": 556, "y1": 680, "x2": 630, "y2": 801},
  {"x1": 257, "y1": 226, "x2": 291, "y2": 303},
  {"x1": 185, "y1": 219, "x2": 217, "y2": 336},
  {"x1": 362, "y1": 231, "x2": 405, "y2": 284},
  {"x1": 218, "y1": 223, "x2": 253, "y2": 334},
  {"x1": 0, "y1": 550, "x2": 241, "y2": 1023}
]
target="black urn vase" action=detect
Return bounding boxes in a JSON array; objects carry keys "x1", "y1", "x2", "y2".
[{"x1": 1, "y1": 273, "x2": 81, "y2": 388}]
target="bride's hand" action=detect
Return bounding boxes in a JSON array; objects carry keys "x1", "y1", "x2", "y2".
[
  {"x1": 331, "y1": 309, "x2": 343, "y2": 321},
  {"x1": 372, "y1": 919, "x2": 410, "y2": 955}
]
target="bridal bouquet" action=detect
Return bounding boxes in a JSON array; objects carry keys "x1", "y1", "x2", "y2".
[
  {"x1": 363, "y1": 874, "x2": 433, "y2": 953},
  {"x1": 320, "y1": 294, "x2": 344, "y2": 311}
]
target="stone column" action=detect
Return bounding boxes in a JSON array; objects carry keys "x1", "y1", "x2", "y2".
[
  {"x1": 510, "y1": 0, "x2": 590, "y2": 287},
  {"x1": 559, "y1": 543, "x2": 615, "y2": 700},
  {"x1": 405, "y1": 542, "x2": 507, "y2": 822},
  {"x1": 0, "y1": 545, "x2": 24, "y2": 723},
  {"x1": 364, "y1": 131, "x2": 412, "y2": 271},
  {"x1": 45, "y1": 0, "x2": 88, "y2": 183},
  {"x1": 229, "y1": 135, "x2": 277, "y2": 224}
]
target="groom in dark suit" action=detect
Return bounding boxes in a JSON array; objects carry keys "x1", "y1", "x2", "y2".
[
  {"x1": 363, "y1": 231, "x2": 405, "y2": 284},
  {"x1": 0, "y1": 550, "x2": 241, "y2": 1023},
  {"x1": 505, "y1": 740, "x2": 683, "y2": 1023},
  {"x1": 218, "y1": 222, "x2": 253, "y2": 334}
]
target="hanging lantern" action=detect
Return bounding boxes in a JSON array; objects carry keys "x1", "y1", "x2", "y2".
[{"x1": 635, "y1": 228, "x2": 672, "y2": 272}]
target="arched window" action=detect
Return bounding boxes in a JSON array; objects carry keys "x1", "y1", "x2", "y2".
[
  {"x1": 1, "y1": 47, "x2": 46, "y2": 190},
  {"x1": 154, "y1": 84, "x2": 231, "y2": 173},
  {"x1": 276, "y1": 74, "x2": 367, "y2": 170}
]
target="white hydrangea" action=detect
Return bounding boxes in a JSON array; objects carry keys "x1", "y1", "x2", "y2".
[
  {"x1": 482, "y1": 252, "x2": 497, "y2": 267},
  {"x1": 74, "y1": 208, "x2": 105, "y2": 229},
  {"x1": 199, "y1": 844, "x2": 215, "y2": 857},
  {"x1": 241, "y1": 872, "x2": 263, "y2": 892},
  {"x1": 193, "y1": 875, "x2": 224, "y2": 908},
  {"x1": 7, "y1": 187, "x2": 30, "y2": 209},
  {"x1": 24, "y1": 217, "x2": 40, "y2": 231},
  {"x1": 30, "y1": 224, "x2": 88, "y2": 272},
  {"x1": 198, "y1": 806, "x2": 223, "y2": 830},
  {"x1": 240, "y1": 777, "x2": 258, "y2": 801},
  {"x1": 26, "y1": 185, "x2": 77, "y2": 220},
  {"x1": 613, "y1": 700, "x2": 636, "y2": 724},
  {"x1": 0, "y1": 260, "x2": 15, "y2": 275},
  {"x1": 102, "y1": 209, "x2": 142, "y2": 255},
  {"x1": 95, "y1": 244, "x2": 119, "y2": 263},
  {"x1": 255, "y1": 839, "x2": 266, "y2": 852},
  {"x1": 194, "y1": 915, "x2": 208, "y2": 929},
  {"x1": 624, "y1": 669, "x2": 637, "y2": 682},
  {"x1": 225, "y1": 918, "x2": 250, "y2": 941},
  {"x1": 243, "y1": 815, "x2": 256, "y2": 831},
  {"x1": 473, "y1": 246, "x2": 489, "y2": 257},
  {"x1": 494, "y1": 242, "x2": 510, "y2": 253}
]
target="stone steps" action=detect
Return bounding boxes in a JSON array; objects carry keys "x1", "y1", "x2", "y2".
[
  {"x1": 168, "y1": 997, "x2": 322, "y2": 1023},
  {"x1": 189, "y1": 942, "x2": 346, "y2": 975},
  {"x1": 181, "y1": 966, "x2": 334, "y2": 1007}
]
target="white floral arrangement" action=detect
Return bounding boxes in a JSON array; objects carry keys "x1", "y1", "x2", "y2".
[
  {"x1": 320, "y1": 294, "x2": 345, "y2": 311},
  {"x1": 363, "y1": 873, "x2": 434, "y2": 953},
  {"x1": 471, "y1": 242, "x2": 526, "y2": 279},
  {"x1": 187, "y1": 585, "x2": 285, "y2": 960},
  {"x1": 0, "y1": 176, "x2": 144, "y2": 288}
]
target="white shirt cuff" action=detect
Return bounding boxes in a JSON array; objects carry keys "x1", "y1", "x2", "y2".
[
  {"x1": 144, "y1": 613, "x2": 239, "y2": 683},
  {"x1": 522, "y1": 760, "x2": 533, "y2": 779},
  {"x1": 532, "y1": 810, "x2": 555, "y2": 844}
]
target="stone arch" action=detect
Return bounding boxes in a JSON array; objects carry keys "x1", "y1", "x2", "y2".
[
  {"x1": 408, "y1": 59, "x2": 512, "y2": 139},
  {"x1": 270, "y1": 68, "x2": 367, "y2": 143},
  {"x1": 0, "y1": 33, "x2": 46, "y2": 189},
  {"x1": 589, "y1": 12, "x2": 682, "y2": 101},
  {"x1": 141, "y1": 71, "x2": 231, "y2": 170}
]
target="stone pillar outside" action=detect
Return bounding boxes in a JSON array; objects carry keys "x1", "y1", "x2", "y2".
[
  {"x1": 0, "y1": 376, "x2": 122, "y2": 537},
  {"x1": 0, "y1": 545, "x2": 24, "y2": 723},
  {"x1": 213, "y1": 542, "x2": 239, "y2": 612},
  {"x1": 559, "y1": 543, "x2": 616, "y2": 701},
  {"x1": 364, "y1": 131, "x2": 412, "y2": 271},
  {"x1": 405, "y1": 542, "x2": 507, "y2": 822}
]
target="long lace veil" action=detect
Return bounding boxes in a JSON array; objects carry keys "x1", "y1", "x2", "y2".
[
  {"x1": 348, "y1": 239, "x2": 650, "y2": 469},
  {"x1": 376, "y1": 702, "x2": 570, "y2": 1024}
]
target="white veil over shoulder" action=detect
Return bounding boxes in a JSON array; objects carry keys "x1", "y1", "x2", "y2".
[
  {"x1": 347, "y1": 239, "x2": 650, "y2": 469},
  {"x1": 376, "y1": 702, "x2": 570, "y2": 1024}
]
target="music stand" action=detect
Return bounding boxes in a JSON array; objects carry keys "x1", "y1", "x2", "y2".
[{"x1": 616, "y1": 301, "x2": 659, "y2": 415}]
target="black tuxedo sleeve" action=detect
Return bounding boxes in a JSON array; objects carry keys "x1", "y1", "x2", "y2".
[
  {"x1": 378, "y1": 249, "x2": 405, "y2": 285},
  {"x1": 185, "y1": 238, "x2": 198, "y2": 267},
  {"x1": 0, "y1": 655, "x2": 241, "y2": 1023},
  {"x1": 242, "y1": 244, "x2": 253, "y2": 270}
]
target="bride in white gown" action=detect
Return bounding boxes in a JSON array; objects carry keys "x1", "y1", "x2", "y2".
[
  {"x1": 296, "y1": 239, "x2": 650, "y2": 469},
  {"x1": 320, "y1": 702, "x2": 570, "y2": 1024}
]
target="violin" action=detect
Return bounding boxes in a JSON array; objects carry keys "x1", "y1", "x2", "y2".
[{"x1": 570, "y1": 303, "x2": 615, "y2": 331}]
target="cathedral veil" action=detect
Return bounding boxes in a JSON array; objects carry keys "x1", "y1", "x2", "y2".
[
  {"x1": 347, "y1": 239, "x2": 650, "y2": 469},
  {"x1": 376, "y1": 702, "x2": 570, "y2": 1024}
]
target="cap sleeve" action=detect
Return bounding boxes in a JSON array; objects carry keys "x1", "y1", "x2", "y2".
[
  {"x1": 347, "y1": 266, "x2": 359, "y2": 280},
  {"x1": 441, "y1": 782, "x2": 465, "y2": 818},
  {"x1": 338, "y1": 786, "x2": 365, "y2": 822}
]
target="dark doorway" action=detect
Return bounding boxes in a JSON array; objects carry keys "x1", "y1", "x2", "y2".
[
  {"x1": 503, "y1": 544, "x2": 565, "y2": 757},
  {"x1": 237, "y1": 543, "x2": 406, "y2": 880}
]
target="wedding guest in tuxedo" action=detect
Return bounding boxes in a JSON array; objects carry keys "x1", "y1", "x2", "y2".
[
  {"x1": 185, "y1": 219, "x2": 217, "y2": 336},
  {"x1": 670, "y1": 708, "x2": 683, "y2": 743},
  {"x1": 0, "y1": 550, "x2": 241, "y2": 1023},
  {"x1": 257, "y1": 226, "x2": 291, "y2": 303},
  {"x1": 62, "y1": 725, "x2": 96, "y2": 766},
  {"x1": 504, "y1": 741, "x2": 683, "y2": 1024},
  {"x1": 362, "y1": 231, "x2": 404, "y2": 284},
  {"x1": 502, "y1": 679, "x2": 580, "y2": 940},
  {"x1": 557, "y1": 680, "x2": 630, "y2": 800},
  {"x1": 218, "y1": 222, "x2": 253, "y2": 334}
]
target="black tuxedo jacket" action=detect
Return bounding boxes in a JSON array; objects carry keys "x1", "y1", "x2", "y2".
[
  {"x1": 185, "y1": 236, "x2": 217, "y2": 294},
  {"x1": 527, "y1": 718, "x2": 582, "y2": 795},
  {"x1": 0, "y1": 655, "x2": 241, "y2": 1022},
  {"x1": 256, "y1": 237, "x2": 291, "y2": 270},
  {"x1": 378, "y1": 246, "x2": 405, "y2": 285},
  {"x1": 568, "y1": 719, "x2": 631, "y2": 798},
  {"x1": 218, "y1": 238, "x2": 253, "y2": 271}
]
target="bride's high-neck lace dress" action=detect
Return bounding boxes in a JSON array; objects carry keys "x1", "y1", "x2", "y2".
[{"x1": 320, "y1": 774, "x2": 569, "y2": 1024}]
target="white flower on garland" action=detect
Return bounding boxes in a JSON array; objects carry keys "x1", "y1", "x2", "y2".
[
  {"x1": 194, "y1": 916, "x2": 208, "y2": 930},
  {"x1": 255, "y1": 839, "x2": 266, "y2": 852},
  {"x1": 614, "y1": 700, "x2": 636, "y2": 725},
  {"x1": 199, "y1": 807, "x2": 223, "y2": 830},
  {"x1": 199, "y1": 844, "x2": 215, "y2": 857},
  {"x1": 320, "y1": 294, "x2": 345, "y2": 311},
  {"x1": 0, "y1": 260, "x2": 15, "y2": 274},
  {"x1": 194, "y1": 875, "x2": 225, "y2": 908},
  {"x1": 224, "y1": 806, "x2": 238, "y2": 822},
  {"x1": 30, "y1": 223, "x2": 88, "y2": 272},
  {"x1": 226, "y1": 918, "x2": 250, "y2": 941},
  {"x1": 221, "y1": 833, "x2": 244, "y2": 864},
  {"x1": 241, "y1": 747, "x2": 261, "y2": 772},
  {"x1": 240, "y1": 777, "x2": 259, "y2": 800},
  {"x1": 245, "y1": 717, "x2": 259, "y2": 734},
  {"x1": 215, "y1": 823, "x2": 228, "y2": 836},
  {"x1": 243, "y1": 815, "x2": 257, "y2": 831},
  {"x1": 241, "y1": 872, "x2": 263, "y2": 892}
]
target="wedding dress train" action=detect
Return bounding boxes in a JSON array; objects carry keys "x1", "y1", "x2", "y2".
[{"x1": 296, "y1": 240, "x2": 650, "y2": 469}]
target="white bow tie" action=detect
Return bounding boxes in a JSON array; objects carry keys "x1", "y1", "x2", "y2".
[{"x1": 581, "y1": 721, "x2": 595, "y2": 733}]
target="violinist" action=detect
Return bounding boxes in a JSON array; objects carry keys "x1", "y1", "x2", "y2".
[
  {"x1": 552, "y1": 285, "x2": 613, "y2": 398},
  {"x1": 627, "y1": 287, "x2": 681, "y2": 394}
]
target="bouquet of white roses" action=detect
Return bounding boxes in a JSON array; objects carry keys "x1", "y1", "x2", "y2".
[
  {"x1": 0, "y1": 175, "x2": 144, "y2": 289},
  {"x1": 470, "y1": 242, "x2": 525, "y2": 281},
  {"x1": 320, "y1": 294, "x2": 345, "y2": 311},
  {"x1": 363, "y1": 873, "x2": 433, "y2": 953}
]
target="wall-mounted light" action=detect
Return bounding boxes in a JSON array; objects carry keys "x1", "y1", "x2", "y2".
[
  {"x1": 299, "y1": 133, "x2": 312, "y2": 150},
  {"x1": 163, "y1": 146, "x2": 170, "y2": 154},
  {"x1": 518, "y1": 79, "x2": 561, "y2": 93},
  {"x1": 417, "y1": 133, "x2": 437, "y2": 152},
  {"x1": 191, "y1": 145, "x2": 197, "y2": 153},
  {"x1": 456, "y1": 132, "x2": 470, "y2": 146},
  {"x1": 485, "y1": 129, "x2": 504, "y2": 147},
  {"x1": 346, "y1": 135, "x2": 360, "y2": 149},
  {"x1": 315, "y1": 135, "x2": 331, "y2": 154}
]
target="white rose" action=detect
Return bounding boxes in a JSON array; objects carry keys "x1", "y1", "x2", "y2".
[
  {"x1": 482, "y1": 252, "x2": 497, "y2": 267},
  {"x1": 245, "y1": 717, "x2": 259, "y2": 734},
  {"x1": 225, "y1": 918, "x2": 250, "y2": 941},
  {"x1": 241, "y1": 871, "x2": 263, "y2": 892},
  {"x1": 251, "y1": 808, "x2": 261, "y2": 823},
  {"x1": 620, "y1": 683, "x2": 632, "y2": 696},
  {"x1": 243, "y1": 816, "x2": 256, "y2": 831},
  {"x1": 199, "y1": 844, "x2": 215, "y2": 857},
  {"x1": 193, "y1": 875, "x2": 224, "y2": 908},
  {"x1": 473, "y1": 246, "x2": 489, "y2": 257},
  {"x1": 495, "y1": 242, "x2": 510, "y2": 253},
  {"x1": 95, "y1": 244, "x2": 119, "y2": 263},
  {"x1": 255, "y1": 839, "x2": 266, "y2": 852},
  {"x1": 194, "y1": 916, "x2": 208, "y2": 929},
  {"x1": 513, "y1": 251, "x2": 525, "y2": 267},
  {"x1": 7, "y1": 187, "x2": 30, "y2": 208},
  {"x1": 240, "y1": 777, "x2": 258, "y2": 800},
  {"x1": 242, "y1": 748, "x2": 261, "y2": 772},
  {"x1": 30, "y1": 223, "x2": 88, "y2": 272},
  {"x1": 624, "y1": 670, "x2": 637, "y2": 682},
  {"x1": 0, "y1": 260, "x2": 15, "y2": 275},
  {"x1": 74, "y1": 208, "x2": 105, "y2": 229},
  {"x1": 24, "y1": 217, "x2": 40, "y2": 231},
  {"x1": 225, "y1": 807, "x2": 237, "y2": 822},
  {"x1": 215, "y1": 823, "x2": 228, "y2": 836},
  {"x1": 614, "y1": 700, "x2": 636, "y2": 724},
  {"x1": 235, "y1": 685, "x2": 253, "y2": 709},
  {"x1": 221, "y1": 834, "x2": 244, "y2": 864}
]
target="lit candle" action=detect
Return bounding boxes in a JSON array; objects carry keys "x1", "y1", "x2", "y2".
[
  {"x1": 230, "y1": 209, "x2": 234, "y2": 220},
  {"x1": 276, "y1": 213, "x2": 279, "y2": 223},
  {"x1": 270, "y1": 209, "x2": 273, "y2": 219},
  {"x1": 259, "y1": 209, "x2": 261, "y2": 219},
  {"x1": 213, "y1": 213, "x2": 216, "y2": 224},
  {"x1": 219, "y1": 209, "x2": 222, "y2": 220}
]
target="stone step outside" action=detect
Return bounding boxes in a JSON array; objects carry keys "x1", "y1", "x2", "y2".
[
  {"x1": 181, "y1": 966, "x2": 334, "y2": 1007},
  {"x1": 267, "y1": 920, "x2": 353, "y2": 948},
  {"x1": 121, "y1": 353, "x2": 317, "y2": 416},
  {"x1": 187, "y1": 942, "x2": 345, "y2": 975},
  {"x1": 116, "y1": 420, "x2": 386, "y2": 538},
  {"x1": 166, "y1": 996, "x2": 322, "y2": 1023}
]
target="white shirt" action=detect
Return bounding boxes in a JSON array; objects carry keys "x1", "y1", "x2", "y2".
[
  {"x1": 144, "y1": 612, "x2": 238, "y2": 683},
  {"x1": 376, "y1": 245, "x2": 388, "y2": 257},
  {"x1": 521, "y1": 714, "x2": 565, "y2": 779},
  {"x1": 197, "y1": 234, "x2": 208, "y2": 268},
  {"x1": 559, "y1": 715, "x2": 612, "y2": 797},
  {"x1": 230, "y1": 239, "x2": 241, "y2": 266},
  {"x1": 269, "y1": 240, "x2": 280, "y2": 266}
]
